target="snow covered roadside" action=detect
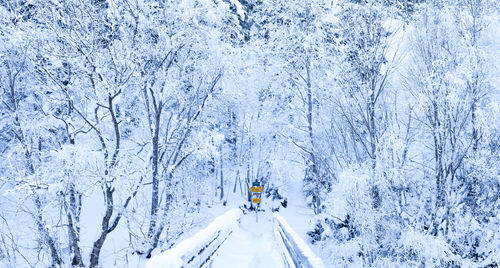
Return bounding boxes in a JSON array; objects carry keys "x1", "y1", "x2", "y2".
[{"x1": 146, "y1": 209, "x2": 242, "y2": 268}]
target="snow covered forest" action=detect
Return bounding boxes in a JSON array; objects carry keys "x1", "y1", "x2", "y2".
[{"x1": 1, "y1": 0, "x2": 499, "y2": 267}]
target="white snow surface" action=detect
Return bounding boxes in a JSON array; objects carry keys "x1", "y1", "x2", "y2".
[
  {"x1": 147, "y1": 209, "x2": 285, "y2": 268},
  {"x1": 146, "y1": 208, "x2": 242, "y2": 268},
  {"x1": 211, "y1": 210, "x2": 283, "y2": 268}
]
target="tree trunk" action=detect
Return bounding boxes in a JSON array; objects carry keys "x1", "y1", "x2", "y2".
[
  {"x1": 369, "y1": 80, "x2": 380, "y2": 210},
  {"x1": 305, "y1": 57, "x2": 321, "y2": 215},
  {"x1": 34, "y1": 196, "x2": 62, "y2": 267},
  {"x1": 220, "y1": 154, "x2": 224, "y2": 201},
  {"x1": 148, "y1": 109, "x2": 161, "y2": 237},
  {"x1": 90, "y1": 95, "x2": 122, "y2": 267},
  {"x1": 66, "y1": 183, "x2": 83, "y2": 266},
  {"x1": 89, "y1": 186, "x2": 114, "y2": 268},
  {"x1": 233, "y1": 170, "x2": 239, "y2": 193}
]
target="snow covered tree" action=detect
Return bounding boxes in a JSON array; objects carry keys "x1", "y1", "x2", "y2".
[
  {"x1": 252, "y1": 0, "x2": 338, "y2": 214},
  {"x1": 0, "y1": 0, "x2": 499, "y2": 267}
]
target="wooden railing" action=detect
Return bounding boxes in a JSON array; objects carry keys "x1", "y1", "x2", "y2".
[
  {"x1": 273, "y1": 212, "x2": 325, "y2": 268},
  {"x1": 146, "y1": 209, "x2": 242, "y2": 268}
]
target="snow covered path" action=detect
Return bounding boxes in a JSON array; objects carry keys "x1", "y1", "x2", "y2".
[{"x1": 210, "y1": 211, "x2": 284, "y2": 268}]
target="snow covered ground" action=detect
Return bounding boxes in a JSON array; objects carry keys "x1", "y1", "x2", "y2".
[{"x1": 211, "y1": 210, "x2": 283, "y2": 268}]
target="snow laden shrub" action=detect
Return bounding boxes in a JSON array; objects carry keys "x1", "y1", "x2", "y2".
[
  {"x1": 265, "y1": 185, "x2": 287, "y2": 212},
  {"x1": 303, "y1": 157, "x2": 333, "y2": 215},
  {"x1": 308, "y1": 165, "x2": 372, "y2": 265},
  {"x1": 311, "y1": 165, "x2": 467, "y2": 267}
]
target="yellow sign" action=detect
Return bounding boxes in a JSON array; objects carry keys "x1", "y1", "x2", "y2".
[
  {"x1": 250, "y1": 186, "x2": 263, "y2": 193},
  {"x1": 252, "y1": 198, "x2": 261, "y2": 204}
]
